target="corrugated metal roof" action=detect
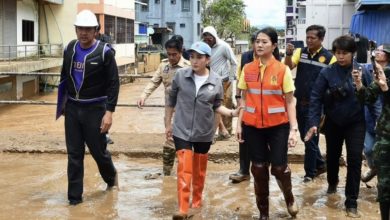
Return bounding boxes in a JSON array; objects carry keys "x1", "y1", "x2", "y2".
[
  {"x1": 350, "y1": 10, "x2": 390, "y2": 45},
  {"x1": 356, "y1": 0, "x2": 390, "y2": 10}
]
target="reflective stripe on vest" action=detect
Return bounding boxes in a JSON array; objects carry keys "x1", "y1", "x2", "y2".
[
  {"x1": 242, "y1": 57, "x2": 289, "y2": 128},
  {"x1": 268, "y1": 107, "x2": 286, "y2": 114},
  {"x1": 248, "y1": 89, "x2": 282, "y2": 95},
  {"x1": 245, "y1": 106, "x2": 255, "y2": 113},
  {"x1": 248, "y1": 88, "x2": 261, "y2": 94},
  {"x1": 263, "y1": 89, "x2": 282, "y2": 95},
  {"x1": 299, "y1": 58, "x2": 328, "y2": 68}
]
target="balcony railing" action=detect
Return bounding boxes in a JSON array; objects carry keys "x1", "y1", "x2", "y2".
[{"x1": 0, "y1": 44, "x2": 63, "y2": 63}]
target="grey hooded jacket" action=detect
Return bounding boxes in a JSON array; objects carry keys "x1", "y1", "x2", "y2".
[{"x1": 168, "y1": 67, "x2": 223, "y2": 142}]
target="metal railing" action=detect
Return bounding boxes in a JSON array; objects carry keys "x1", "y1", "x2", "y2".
[{"x1": 0, "y1": 43, "x2": 63, "y2": 63}]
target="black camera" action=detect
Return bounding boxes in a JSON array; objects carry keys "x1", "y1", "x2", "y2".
[{"x1": 325, "y1": 82, "x2": 348, "y2": 101}]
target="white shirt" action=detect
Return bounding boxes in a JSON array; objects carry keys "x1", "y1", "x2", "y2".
[{"x1": 194, "y1": 74, "x2": 209, "y2": 96}]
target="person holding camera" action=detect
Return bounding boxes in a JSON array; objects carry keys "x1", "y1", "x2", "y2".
[
  {"x1": 353, "y1": 54, "x2": 390, "y2": 220},
  {"x1": 360, "y1": 44, "x2": 390, "y2": 183},
  {"x1": 305, "y1": 35, "x2": 366, "y2": 217}
]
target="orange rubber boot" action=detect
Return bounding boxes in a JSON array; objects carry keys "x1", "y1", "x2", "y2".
[
  {"x1": 173, "y1": 149, "x2": 193, "y2": 220},
  {"x1": 192, "y1": 153, "x2": 208, "y2": 208}
]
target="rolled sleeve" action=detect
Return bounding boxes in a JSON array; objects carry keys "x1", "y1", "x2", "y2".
[
  {"x1": 291, "y1": 48, "x2": 301, "y2": 65},
  {"x1": 237, "y1": 65, "x2": 248, "y2": 90},
  {"x1": 141, "y1": 66, "x2": 163, "y2": 99},
  {"x1": 168, "y1": 74, "x2": 178, "y2": 107},
  {"x1": 283, "y1": 67, "x2": 295, "y2": 93}
]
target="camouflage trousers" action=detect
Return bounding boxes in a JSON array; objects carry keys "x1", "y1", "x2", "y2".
[
  {"x1": 374, "y1": 135, "x2": 390, "y2": 203},
  {"x1": 163, "y1": 140, "x2": 176, "y2": 176}
]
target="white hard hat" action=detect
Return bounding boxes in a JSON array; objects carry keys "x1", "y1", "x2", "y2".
[{"x1": 74, "y1": 10, "x2": 98, "y2": 27}]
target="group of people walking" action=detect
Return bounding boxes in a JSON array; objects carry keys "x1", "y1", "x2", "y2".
[{"x1": 58, "y1": 10, "x2": 390, "y2": 220}]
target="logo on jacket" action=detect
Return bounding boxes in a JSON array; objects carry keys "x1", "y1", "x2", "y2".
[
  {"x1": 207, "y1": 85, "x2": 214, "y2": 91},
  {"x1": 270, "y1": 75, "x2": 278, "y2": 85},
  {"x1": 301, "y1": 53, "x2": 308, "y2": 59},
  {"x1": 318, "y1": 56, "x2": 326, "y2": 63}
]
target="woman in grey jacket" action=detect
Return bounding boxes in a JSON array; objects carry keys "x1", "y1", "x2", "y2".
[{"x1": 165, "y1": 41, "x2": 241, "y2": 220}]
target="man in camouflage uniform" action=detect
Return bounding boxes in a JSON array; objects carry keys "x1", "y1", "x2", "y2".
[
  {"x1": 354, "y1": 52, "x2": 390, "y2": 219},
  {"x1": 137, "y1": 37, "x2": 190, "y2": 176}
]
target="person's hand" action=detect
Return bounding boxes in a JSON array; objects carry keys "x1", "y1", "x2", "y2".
[
  {"x1": 165, "y1": 124, "x2": 173, "y2": 141},
  {"x1": 236, "y1": 124, "x2": 244, "y2": 143},
  {"x1": 100, "y1": 111, "x2": 113, "y2": 133},
  {"x1": 304, "y1": 126, "x2": 317, "y2": 142},
  {"x1": 374, "y1": 64, "x2": 389, "y2": 91},
  {"x1": 231, "y1": 106, "x2": 243, "y2": 117},
  {"x1": 352, "y1": 68, "x2": 363, "y2": 90},
  {"x1": 288, "y1": 129, "x2": 298, "y2": 148},
  {"x1": 286, "y1": 43, "x2": 295, "y2": 56},
  {"x1": 137, "y1": 98, "x2": 145, "y2": 109}
]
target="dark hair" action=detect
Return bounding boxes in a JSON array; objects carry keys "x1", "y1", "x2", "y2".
[
  {"x1": 171, "y1": 35, "x2": 184, "y2": 45},
  {"x1": 306, "y1": 25, "x2": 326, "y2": 39},
  {"x1": 165, "y1": 38, "x2": 183, "y2": 52},
  {"x1": 256, "y1": 27, "x2": 280, "y2": 61},
  {"x1": 250, "y1": 33, "x2": 256, "y2": 44},
  {"x1": 332, "y1": 35, "x2": 357, "y2": 53}
]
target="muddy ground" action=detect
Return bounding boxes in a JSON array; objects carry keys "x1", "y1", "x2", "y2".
[{"x1": 0, "y1": 77, "x2": 380, "y2": 219}]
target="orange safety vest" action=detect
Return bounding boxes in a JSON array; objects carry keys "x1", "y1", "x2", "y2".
[{"x1": 242, "y1": 57, "x2": 289, "y2": 128}]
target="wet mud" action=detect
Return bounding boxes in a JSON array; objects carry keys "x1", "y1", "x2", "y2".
[
  {"x1": 0, "y1": 77, "x2": 381, "y2": 219},
  {"x1": 0, "y1": 153, "x2": 380, "y2": 220}
]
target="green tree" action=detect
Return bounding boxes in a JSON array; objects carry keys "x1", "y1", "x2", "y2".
[{"x1": 201, "y1": 0, "x2": 246, "y2": 41}]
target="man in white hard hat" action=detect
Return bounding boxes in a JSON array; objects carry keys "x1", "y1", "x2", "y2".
[{"x1": 57, "y1": 9, "x2": 119, "y2": 205}]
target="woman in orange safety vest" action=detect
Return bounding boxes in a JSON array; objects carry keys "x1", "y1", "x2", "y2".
[{"x1": 236, "y1": 27, "x2": 299, "y2": 219}]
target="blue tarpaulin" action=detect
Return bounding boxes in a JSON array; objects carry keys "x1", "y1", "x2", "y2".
[{"x1": 350, "y1": 10, "x2": 390, "y2": 45}]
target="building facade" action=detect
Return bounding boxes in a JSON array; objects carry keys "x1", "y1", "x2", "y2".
[
  {"x1": 0, "y1": 0, "x2": 136, "y2": 101},
  {"x1": 285, "y1": 0, "x2": 355, "y2": 49},
  {"x1": 136, "y1": 0, "x2": 202, "y2": 48}
]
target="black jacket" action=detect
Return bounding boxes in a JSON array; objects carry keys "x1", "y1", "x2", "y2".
[
  {"x1": 240, "y1": 50, "x2": 254, "y2": 71},
  {"x1": 308, "y1": 62, "x2": 365, "y2": 127},
  {"x1": 60, "y1": 40, "x2": 119, "y2": 112}
]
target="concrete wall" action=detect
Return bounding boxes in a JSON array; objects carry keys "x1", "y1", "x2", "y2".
[
  {"x1": 40, "y1": 0, "x2": 135, "y2": 64},
  {"x1": 16, "y1": 75, "x2": 36, "y2": 99},
  {"x1": 16, "y1": 0, "x2": 39, "y2": 57},
  {"x1": 0, "y1": 0, "x2": 17, "y2": 59},
  {"x1": 296, "y1": 0, "x2": 355, "y2": 49},
  {"x1": 40, "y1": 1, "x2": 78, "y2": 46}
]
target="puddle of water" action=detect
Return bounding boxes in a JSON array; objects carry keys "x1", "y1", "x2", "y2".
[{"x1": 0, "y1": 153, "x2": 380, "y2": 220}]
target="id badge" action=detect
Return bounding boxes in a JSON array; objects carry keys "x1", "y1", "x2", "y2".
[{"x1": 163, "y1": 65, "x2": 169, "y2": 74}]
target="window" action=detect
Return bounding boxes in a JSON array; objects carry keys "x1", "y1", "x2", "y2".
[
  {"x1": 181, "y1": 0, "x2": 190, "y2": 12},
  {"x1": 0, "y1": 82, "x2": 12, "y2": 93},
  {"x1": 287, "y1": 0, "x2": 293, "y2": 6},
  {"x1": 116, "y1": 17, "x2": 126, "y2": 43},
  {"x1": 104, "y1": 15, "x2": 116, "y2": 43},
  {"x1": 197, "y1": 23, "x2": 200, "y2": 36},
  {"x1": 180, "y1": 23, "x2": 185, "y2": 28},
  {"x1": 126, "y1": 19, "x2": 134, "y2": 43},
  {"x1": 141, "y1": 0, "x2": 149, "y2": 11},
  {"x1": 155, "y1": 0, "x2": 160, "y2": 3},
  {"x1": 22, "y1": 20, "x2": 34, "y2": 42},
  {"x1": 197, "y1": 0, "x2": 200, "y2": 14},
  {"x1": 166, "y1": 22, "x2": 175, "y2": 34},
  {"x1": 171, "y1": 0, "x2": 176, "y2": 4}
]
